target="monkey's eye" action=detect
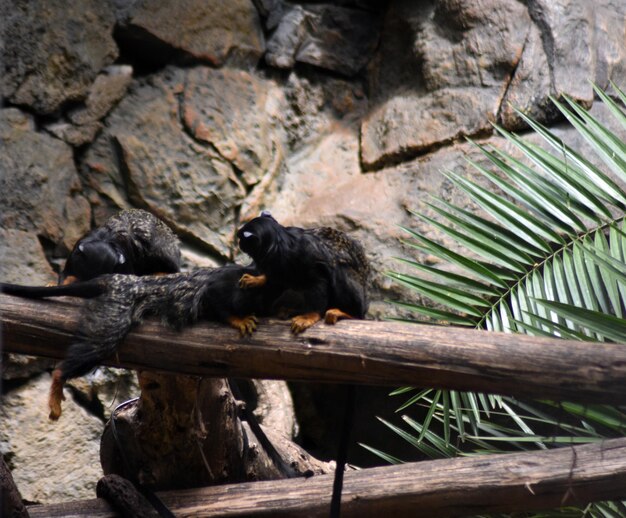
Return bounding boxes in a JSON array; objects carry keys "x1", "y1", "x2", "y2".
[{"x1": 78, "y1": 243, "x2": 85, "y2": 253}]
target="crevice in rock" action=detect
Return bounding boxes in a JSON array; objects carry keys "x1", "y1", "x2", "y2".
[
  {"x1": 360, "y1": 127, "x2": 495, "y2": 173},
  {"x1": 112, "y1": 24, "x2": 225, "y2": 77},
  {"x1": 231, "y1": 163, "x2": 258, "y2": 198},
  {"x1": 174, "y1": 85, "x2": 224, "y2": 162},
  {"x1": 112, "y1": 25, "x2": 178, "y2": 77},
  {"x1": 1, "y1": 99, "x2": 56, "y2": 133},
  {"x1": 111, "y1": 136, "x2": 138, "y2": 209},
  {"x1": 36, "y1": 235, "x2": 64, "y2": 275},
  {"x1": 231, "y1": 210, "x2": 245, "y2": 261},
  {"x1": 496, "y1": 22, "x2": 532, "y2": 124},
  {"x1": 110, "y1": 135, "x2": 226, "y2": 262},
  {"x1": 521, "y1": 0, "x2": 556, "y2": 94}
]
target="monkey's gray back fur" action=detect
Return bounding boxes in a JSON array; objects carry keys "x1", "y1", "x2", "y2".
[
  {"x1": 108, "y1": 209, "x2": 181, "y2": 270},
  {"x1": 60, "y1": 209, "x2": 181, "y2": 283},
  {"x1": 62, "y1": 269, "x2": 219, "y2": 380}
]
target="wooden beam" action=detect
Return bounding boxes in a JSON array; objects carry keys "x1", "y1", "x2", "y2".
[
  {"x1": 3, "y1": 293, "x2": 626, "y2": 403},
  {"x1": 28, "y1": 437, "x2": 626, "y2": 517}
]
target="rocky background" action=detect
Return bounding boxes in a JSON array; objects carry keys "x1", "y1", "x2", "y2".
[{"x1": 1, "y1": 0, "x2": 625, "y2": 505}]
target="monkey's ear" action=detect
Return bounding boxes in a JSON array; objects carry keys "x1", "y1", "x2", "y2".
[
  {"x1": 117, "y1": 252, "x2": 126, "y2": 265},
  {"x1": 78, "y1": 243, "x2": 85, "y2": 253},
  {"x1": 242, "y1": 231, "x2": 254, "y2": 239},
  {"x1": 260, "y1": 210, "x2": 272, "y2": 218}
]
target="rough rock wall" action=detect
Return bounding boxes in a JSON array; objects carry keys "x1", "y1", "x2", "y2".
[{"x1": 1, "y1": 0, "x2": 625, "y2": 504}]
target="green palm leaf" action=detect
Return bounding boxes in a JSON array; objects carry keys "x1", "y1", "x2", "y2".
[{"x1": 378, "y1": 83, "x2": 626, "y2": 516}]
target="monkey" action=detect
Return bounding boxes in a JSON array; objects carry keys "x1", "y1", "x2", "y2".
[
  {"x1": 235, "y1": 211, "x2": 370, "y2": 517},
  {"x1": 236, "y1": 211, "x2": 370, "y2": 333},
  {"x1": 1, "y1": 265, "x2": 267, "y2": 420},
  {"x1": 2, "y1": 264, "x2": 303, "y2": 484},
  {"x1": 58, "y1": 209, "x2": 181, "y2": 285}
]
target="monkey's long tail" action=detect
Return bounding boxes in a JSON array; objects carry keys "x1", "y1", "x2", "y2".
[
  {"x1": 49, "y1": 335, "x2": 129, "y2": 421},
  {"x1": 49, "y1": 292, "x2": 135, "y2": 420},
  {"x1": 0, "y1": 279, "x2": 106, "y2": 299},
  {"x1": 330, "y1": 384, "x2": 356, "y2": 518}
]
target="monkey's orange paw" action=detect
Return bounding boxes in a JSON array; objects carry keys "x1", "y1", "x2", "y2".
[
  {"x1": 228, "y1": 315, "x2": 259, "y2": 336},
  {"x1": 324, "y1": 308, "x2": 354, "y2": 325},
  {"x1": 48, "y1": 369, "x2": 66, "y2": 421},
  {"x1": 238, "y1": 273, "x2": 267, "y2": 289},
  {"x1": 291, "y1": 312, "x2": 321, "y2": 334}
]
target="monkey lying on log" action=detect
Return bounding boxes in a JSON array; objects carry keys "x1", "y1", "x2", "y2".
[
  {"x1": 236, "y1": 211, "x2": 370, "y2": 517},
  {"x1": 59, "y1": 209, "x2": 181, "y2": 285},
  {"x1": 1, "y1": 265, "x2": 268, "y2": 420}
]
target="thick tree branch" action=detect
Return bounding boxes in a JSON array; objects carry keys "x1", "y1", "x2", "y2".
[
  {"x1": 3, "y1": 293, "x2": 626, "y2": 404},
  {"x1": 27, "y1": 437, "x2": 626, "y2": 517}
]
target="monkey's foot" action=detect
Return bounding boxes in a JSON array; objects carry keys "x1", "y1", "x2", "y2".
[
  {"x1": 228, "y1": 315, "x2": 259, "y2": 336},
  {"x1": 291, "y1": 312, "x2": 322, "y2": 334},
  {"x1": 48, "y1": 369, "x2": 66, "y2": 420},
  {"x1": 239, "y1": 273, "x2": 267, "y2": 289},
  {"x1": 324, "y1": 308, "x2": 354, "y2": 325}
]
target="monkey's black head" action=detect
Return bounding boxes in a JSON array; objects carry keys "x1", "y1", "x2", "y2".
[
  {"x1": 60, "y1": 239, "x2": 129, "y2": 283},
  {"x1": 237, "y1": 211, "x2": 281, "y2": 263}
]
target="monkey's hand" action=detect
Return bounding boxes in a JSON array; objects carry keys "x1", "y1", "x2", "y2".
[
  {"x1": 48, "y1": 369, "x2": 66, "y2": 420},
  {"x1": 238, "y1": 273, "x2": 267, "y2": 289},
  {"x1": 291, "y1": 312, "x2": 322, "y2": 334},
  {"x1": 324, "y1": 308, "x2": 354, "y2": 325},
  {"x1": 228, "y1": 315, "x2": 259, "y2": 336},
  {"x1": 60, "y1": 275, "x2": 80, "y2": 286}
]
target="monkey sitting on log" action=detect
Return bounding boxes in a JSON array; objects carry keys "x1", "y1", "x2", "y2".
[
  {"x1": 236, "y1": 211, "x2": 370, "y2": 517},
  {"x1": 236, "y1": 211, "x2": 370, "y2": 333}
]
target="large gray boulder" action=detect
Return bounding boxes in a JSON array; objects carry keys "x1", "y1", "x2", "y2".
[
  {"x1": 264, "y1": 3, "x2": 381, "y2": 75},
  {"x1": 1, "y1": 0, "x2": 118, "y2": 115},
  {"x1": 501, "y1": 0, "x2": 626, "y2": 128},
  {"x1": 46, "y1": 65, "x2": 133, "y2": 147},
  {"x1": 182, "y1": 67, "x2": 285, "y2": 187},
  {"x1": 0, "y1": 374, "x2": 104, "y2": 504},
  {"x1": 82, "y1": 69, "x2": 249, "y2": 258},
  {"x1": 0, "y1": 109, "x2": 91, "y2": 253},
  {"x1": 361, "y1": 0, "x2": 530, "y2": 170},
  {"x1": 114, "y1": 0, "x2": 265, "y2": 66}
]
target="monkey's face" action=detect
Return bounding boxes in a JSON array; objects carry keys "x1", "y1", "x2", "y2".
[
  {"x1": 68, "y1": 240, "x2": 128, "y2": 281},
  {"x1": 237, "y1": 212, "x2": 280, "y2": 262}
]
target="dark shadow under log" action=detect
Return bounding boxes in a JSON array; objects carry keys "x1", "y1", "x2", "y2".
[{"x1": 99, "y1": 371, "x2": 331, "y2": 492}]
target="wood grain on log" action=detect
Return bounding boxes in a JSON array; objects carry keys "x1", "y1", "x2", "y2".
[
  {"x1": 1, "y1": 455, "x2": 29, "y2": 518},
  {"x1": 27, "y1": 437, "x2": 626, "y2": 517},
  {"x1": 3, "y1": 294, "x2": 626, "y2": 404}
]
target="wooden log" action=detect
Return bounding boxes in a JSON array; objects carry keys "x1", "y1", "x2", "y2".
[
  {"x1": 3, "y1": 293, "x2": 626, "y2": 403},
  {"x1": 95, "y1": 475, "x2": 158, "y2": 518},
  {"x1": 27, "y1": 437, "x2": 626, "y2": 517},
  {"x1": 1, "y1": 455, "x2": 29, "y2": 518}
]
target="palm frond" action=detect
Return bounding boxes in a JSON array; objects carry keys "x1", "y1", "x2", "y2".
[{"x1": 375, "y1": 83, "x2": 626, "y2": 516}]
